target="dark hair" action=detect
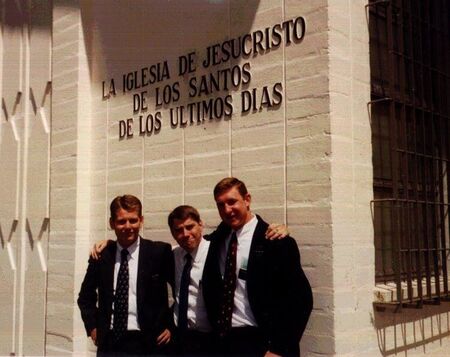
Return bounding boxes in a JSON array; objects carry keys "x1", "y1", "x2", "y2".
[
  {"x1": 110, "y1": 195, "x2": 142, "y2": 220},
  {"x1": 168, "y1": 205, "x2": 201, "y2": 229},
  {"x1": 213, "y1": 177, "x2": 248, "y2": 199}
]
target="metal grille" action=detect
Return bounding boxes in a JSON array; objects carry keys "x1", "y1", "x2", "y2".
[{"x1": 369, "y1": 0, "x2": 450, "y2": 306}]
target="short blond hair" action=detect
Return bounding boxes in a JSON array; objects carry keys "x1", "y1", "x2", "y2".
[
  {"x1": 110, "y1": 195, "x2": 142, "y2": 220},
  {"x1": 213, "y1": 177, "x2": 248, "y2": 199}
]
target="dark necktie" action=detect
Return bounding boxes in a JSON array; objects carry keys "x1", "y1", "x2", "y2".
[
  {"x1": 113, "y1": 248, "x2": 129, "y2": 340},
  {"x1": 178, "y1": 253, "x2": 192, "y2": 331},
  {"x1": 218, "y1": 231, "x2": 237, "y2": 336}
]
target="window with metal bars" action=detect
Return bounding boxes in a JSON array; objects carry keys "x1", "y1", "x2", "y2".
[{"x1": 369, "y1": 0, "x2": 450, "y2": 306}]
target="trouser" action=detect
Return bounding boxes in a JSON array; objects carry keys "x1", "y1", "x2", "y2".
[
  {"x1": 217, "y1": 327, "x2": 267, "y2": 356},
  {"x1": 176, "y1": 329, "x2": 215, "y2": 356},
  {"x1": 98, "y1": 330, "x2": 173, "y2": 356},
  {"x1": 216, "y1": 327, "x2": 300, "y2": 357}
]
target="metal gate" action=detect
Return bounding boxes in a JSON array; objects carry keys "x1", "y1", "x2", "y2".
[{"x1": 369, "y1": 0, "x2": 450, "y2": 307}]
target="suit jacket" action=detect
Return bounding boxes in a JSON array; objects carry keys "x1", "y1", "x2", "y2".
[
  {"x1": 77, "y1": 238, "x2": 174, "y2": 350},
  {"x1": 203, "y1": 215, "x2": 313, "y2": 356}
]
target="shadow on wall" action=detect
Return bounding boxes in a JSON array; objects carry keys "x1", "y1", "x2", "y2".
[
  {"x1": 79, "y1": 0, "x2": 261, "y2": 87},
  {"x1": 3, "y1": 0, "x2": 53, "y2": 28},
  {"x1": 2, "y1": 0, "x2": 22, "y2": 28},
  {"x1": 374, "y1": 303, "x2": 450, "y2": 355}
]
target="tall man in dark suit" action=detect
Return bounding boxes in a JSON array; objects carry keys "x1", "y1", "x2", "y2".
[
  {"x1": 203, "y1": 177, "x2": 313, "y2": 357},
  {"x1": 77, "y1": 195, "x2": 174, "y2": 356}
]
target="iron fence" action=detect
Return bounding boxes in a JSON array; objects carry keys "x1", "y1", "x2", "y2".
[{"x1": 369, "y1": 0, "x2": 450, "y2": 307}]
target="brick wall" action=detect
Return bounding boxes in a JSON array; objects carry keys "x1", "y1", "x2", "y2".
[
  {"x1": 48, "y1": 1, "x2": 92, "y2": 355},
  {"x1": 16, "y1": 0, "x2": 450, "y2": 356},
  {"x1": 329, "y1": 0, "x2": 376, "y2": 354}
]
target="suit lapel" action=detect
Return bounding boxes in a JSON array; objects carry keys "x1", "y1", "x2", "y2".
[
  {"x1": 205, "y1": 222, "x2": 229, "y2": 279},
  {"x1": 105, "y1": 243, "x2": 117, "y2": 294},
  {"x1": 136, "y1": 238, "x2": 149, "y2": 309},
  {"x1": 246, "y1": 216, "x2": 267, "y2": 287}
]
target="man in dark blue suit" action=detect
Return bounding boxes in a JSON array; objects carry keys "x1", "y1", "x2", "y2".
[
  {"x1": 203, "y1": 177, "x2": 313, "y2": 356},
  {"x1": 77, "y1": 195, "x2": 173, "y2": 355}
]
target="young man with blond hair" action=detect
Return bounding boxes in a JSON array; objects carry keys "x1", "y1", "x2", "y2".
[
  {"x1": 203, "y1": 177, "x2": 313, "y2": 356},
  {"x1": 78, "y1": 195, "x2": 173, "y2": 356}
]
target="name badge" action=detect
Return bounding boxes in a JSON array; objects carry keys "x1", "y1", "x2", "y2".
[
  {"x1": 238, "y1": 268, "x2": 248, "y2": 280},
  {"x1": 240, "y1": 257, "x2": 248, "y2": 270}
]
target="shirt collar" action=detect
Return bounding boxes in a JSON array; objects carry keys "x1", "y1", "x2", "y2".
[
  {"x1": 234, "y1": 214, "x2": 257, "y2": 239},
  {"x1": 117, "y1": 236, "x2": 140, "y2": 260},
  {"x1": 188, "y1": 236, "x2": 207, "y2": 263}
]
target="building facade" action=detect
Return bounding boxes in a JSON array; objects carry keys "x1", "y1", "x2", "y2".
[{"x1": 0, "y1": 0, "x2": 448, "y2": 356}]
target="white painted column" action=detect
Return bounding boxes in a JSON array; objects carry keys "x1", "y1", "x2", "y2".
[
  {"x1": 329, "y1": 0, "x2": 376, "y2": 355},
  {"x1": 46, "y1": 1, "x2": 92, "y2": 355}
]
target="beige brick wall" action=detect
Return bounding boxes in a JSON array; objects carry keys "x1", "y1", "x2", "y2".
[
  {"x1": 48, "y1": 1, "x2": 92, "y2": 355},
  {"x1": 83, "y1": 2, "x2": 333, "y2": 356},
  {"x1": 284, "y1": 1, "x2": 334, "y2": 355},
  {"x1": 328, "y1": 0, "x2": 377, "y2": 355},
  {"x1": 2, "y1": 0, "x2": 449, "y2": 356},
  {"x1": 54, "y1": 0, "x2": 336, "y2": 355}
]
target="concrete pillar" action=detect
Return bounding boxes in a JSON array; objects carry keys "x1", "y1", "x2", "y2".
[
  {"x1": 329, "y1": 0, "x2": 376, "y2": 355},
  {"x1": 46, "y1": 1, "x2": 92, "y2": 355}
]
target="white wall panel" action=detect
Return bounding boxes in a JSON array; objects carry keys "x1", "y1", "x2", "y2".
[
  {"x1": 0, "y1": 1, "x2": 51, "y2": 355},
  {"x1": 0, "y1": 1, "x2": 22, "y2": 355},
  {"x1": 21, "y1": 0, "x2": 52, "y2": 355}
]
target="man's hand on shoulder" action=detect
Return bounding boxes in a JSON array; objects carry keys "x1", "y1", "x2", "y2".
[
  {"x1": 265, "y1": 223, "x2": 289, "y2": 240},
  {"x1": 90, "y1": 239, "x2": 113, "y2": 260}
]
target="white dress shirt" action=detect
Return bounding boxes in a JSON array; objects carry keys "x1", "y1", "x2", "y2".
[
  {"x1": 219, "y1": 215, "x2": 258, "y2": 327},
  {"x1": 111, "y1": 236, "x2": 140, "y2": 330},
  {"x1": 173, "y1": 237, "x2": 211, "y2": 332}
]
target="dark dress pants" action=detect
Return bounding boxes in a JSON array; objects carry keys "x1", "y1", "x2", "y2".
[
  {"x1": 216, "y1": 327, "x2": 267, "y2": 356},
  {"x1": 175, "y1": 329, "x2": 215, "y2": 356},
  {"x1": 98, "y1": 330, "x2": 174, "y2": 356}
]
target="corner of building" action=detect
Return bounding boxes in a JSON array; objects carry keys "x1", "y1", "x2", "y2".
[{"x1": 328, "y1": 0, "x2": 377, "y2": 355}]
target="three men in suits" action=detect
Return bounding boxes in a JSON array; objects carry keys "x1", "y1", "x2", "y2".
[
  {"x1": 77, "y1": 195, "x2": 173, "y2": 355},
  {"x1": 81, "y1": 178, "x2": 313, "y2": 356},
  {"x1": 203, "y1": 177, "x2": 313, "y2": 356}
]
